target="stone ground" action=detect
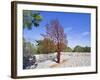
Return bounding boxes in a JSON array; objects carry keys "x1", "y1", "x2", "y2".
[{"x1": 28, "y1": 52, "x2": 91, "y2": 69}]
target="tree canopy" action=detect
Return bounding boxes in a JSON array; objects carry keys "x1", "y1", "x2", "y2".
[
  {"x1": 64, "y1": 47, "x2": 72, "y2": 52},
  {"x1": 73, "y1": 45, "x2": 91, "y2": 52},
  {"x1": 36, "y1": 38, "x2": 55, "y2": 54},
  {"x1": 45, "y1": 19, "x2": 68, "y2": 52},
  {"x1": 44, "y1": 19, "x2": 68, "y2": 63},
  {"x1": 23, "y1": 10, "x2": 42, "y2": 29},
  {"x1": 23, "y1": 38, "x2": 37, "y2": 56}
]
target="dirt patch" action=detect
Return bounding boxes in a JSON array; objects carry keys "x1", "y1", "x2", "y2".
[{"x1": 50, "y1": 59, "x2": 68, "y2": 68}]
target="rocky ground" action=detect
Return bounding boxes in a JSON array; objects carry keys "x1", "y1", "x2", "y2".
[{"x1": 25, "y1": 52, "x2": 91, "y2": 69}]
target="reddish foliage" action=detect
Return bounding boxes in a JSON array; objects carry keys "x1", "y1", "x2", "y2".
[{"x1": 45, "y1": 19, "x2": 68, "y2": 63}]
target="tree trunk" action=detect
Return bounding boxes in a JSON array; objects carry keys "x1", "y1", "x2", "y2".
[{"x1": 57, "y1": 51, "x2": 61, "y2": 63}]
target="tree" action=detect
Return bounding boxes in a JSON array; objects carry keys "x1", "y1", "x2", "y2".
[
  {"x1": 45, "y1": 19, "x2": 68, "y2": 63},
  {"x1": 64, "y1": 47, "x2": 72, "y2": 52},
  {"x1": 23, "y1": 10, "x2": 42, "y2": 29},
  {"x1": 23, "y1": 38, "x2": 37, "y2": 56},
  {"x1": 83, "y1": 46, "x2": 91, "y2": 52},
  {"x1": 73, "y1": 45, "x2": 91, "y2": 52},
  {"x1": 36, "y1": 38, "x2": 56, "y2": 54},
  {"x1": 73, "y1": 45, "x2": 84, "y2": 52}
]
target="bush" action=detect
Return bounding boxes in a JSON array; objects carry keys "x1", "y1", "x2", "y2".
[{"x1": 23, "y1": 55, "x2": 37, "y2": 69}]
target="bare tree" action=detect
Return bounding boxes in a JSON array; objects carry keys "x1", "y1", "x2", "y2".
[{"x1": 45, "y1": 19, "x2": 68, "y2": 63}]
